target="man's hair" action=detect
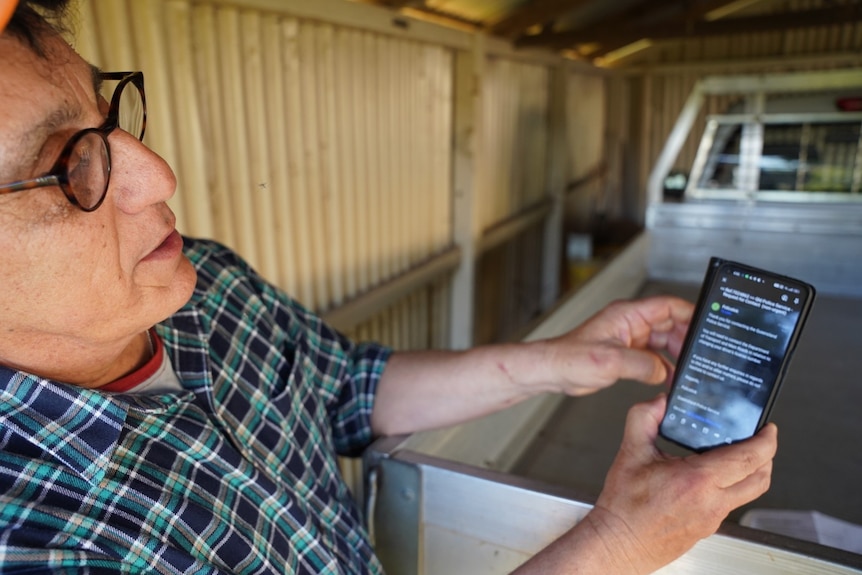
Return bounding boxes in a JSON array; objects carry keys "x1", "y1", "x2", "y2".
[{"x1": 4, "y1": 0, "x2": 70, "y2": 54}]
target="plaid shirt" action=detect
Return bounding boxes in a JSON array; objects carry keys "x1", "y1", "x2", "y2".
[{"x1": 0, "y1": 238, "x2": 391, "y2": 574}]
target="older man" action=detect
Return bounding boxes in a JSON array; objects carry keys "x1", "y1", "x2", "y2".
[{"x1": 0, "y1": 1, "x2": 776, "y2": 573}]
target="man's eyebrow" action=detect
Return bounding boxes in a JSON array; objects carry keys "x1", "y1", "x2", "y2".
[
  {"x1": 1, "y1": 65, "x2": 103, "y2": 177},
  {"x1": 0, "y1": 104, "x2": 80, "y2": 182},
  {"x1": 29, "y1": 66, "x2": 101, "y2": 144},
  {"x1": 27, "y1": 106, "x2": 80, "y2": 151},
  {"x1": 1, "y1": 66, "x2": 103, "y2": 182},
  {"x1": 24, "y1": 66, "x2": 103, "y2": 158}
]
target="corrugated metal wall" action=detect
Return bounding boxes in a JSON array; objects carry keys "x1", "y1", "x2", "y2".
[
  {"x1": 71, "y1": 0, "x2": 562, "y2": 492},
  {"x1": 70, "y1": 0, "x2": 561, "y2": 493},
  {"x1": 474, "y1": 58, "x2": 552, "y2": 344},
  {"x1": 478, "y1": 58, "x2": 550, "y2": 228},
  {"x1": 564, "y1": 72, "x2": 607, "y2": 230},
  {"x1": 69, "y1": 0, "x2": 859, "y2": 373},
  {"x1": 74, "y1": 0, "x2": 456, "y2": 352},
  {"x1": 73, "y1": 0, "x2": 561, "y2": 351}
]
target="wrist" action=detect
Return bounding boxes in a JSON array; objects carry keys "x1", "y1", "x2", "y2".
[
  {"x1": 492, "y1": 339, "x2": 559, "y2": 396},
  {"x1": 514, "y1": 508, "x2": 652, "y2": 575},
  {"x1": 576, "y1": 507, "x2": 655, "y2": 575}
]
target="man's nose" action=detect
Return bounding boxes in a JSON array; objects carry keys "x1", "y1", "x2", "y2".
[{"x1": 106, "y1": 131, "x2": 177, "y2": 213}]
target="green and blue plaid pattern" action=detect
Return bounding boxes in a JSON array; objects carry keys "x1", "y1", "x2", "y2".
[{"x1": 0, "y1": 238, "x2": 391, "y2": 574}]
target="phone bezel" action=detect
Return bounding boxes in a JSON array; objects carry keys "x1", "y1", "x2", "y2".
[{"x1": 659, "y1": 257, "x2": 816, "y2": 452}]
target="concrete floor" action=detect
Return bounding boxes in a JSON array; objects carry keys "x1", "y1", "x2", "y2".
[{"x1": 511, "y1": 280, "x2": 862, "y2": 527}]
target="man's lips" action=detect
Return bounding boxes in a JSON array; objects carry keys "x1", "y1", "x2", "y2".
[{"x1": 142, "y1": 229, "x2": 183, "y2": 262}]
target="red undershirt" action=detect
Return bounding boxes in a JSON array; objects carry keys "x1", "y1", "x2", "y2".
[{"x1": 99, "y1": 329, "x2": 163, "y2": 393}]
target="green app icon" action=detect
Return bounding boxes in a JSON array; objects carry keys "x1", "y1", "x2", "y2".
[{"x1": 711, "y1": 302, "x2": 720, "y2": 312}]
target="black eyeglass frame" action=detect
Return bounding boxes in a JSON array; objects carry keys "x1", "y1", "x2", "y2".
[{"x1": 0, "y1": 71, "x2": 146, "y2": 212}]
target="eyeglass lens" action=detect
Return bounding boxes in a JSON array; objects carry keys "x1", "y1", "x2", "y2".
[
  {"x1": 68, "y1": 79, "x2": 144, "y2": 210},
  {"x1": 67, "y1": 132, "x2": 110, "y2": 209},
  {"x1": 116, "y1": 82, "x2": 144, "y2": 140}
]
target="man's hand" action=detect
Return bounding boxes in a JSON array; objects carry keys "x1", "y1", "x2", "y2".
[
  {"x1": 543, "y1": 296, "x2": 694, "y2": 396},
  {"x1": 373, "y1": 296, "x2": 694, "y2": 436},
  {"x1": 590, "y1": 395, "x2": 777, "y2": 573},
  {"x1": 514, "y1": 395, "x2": 777, "y2": 575}
]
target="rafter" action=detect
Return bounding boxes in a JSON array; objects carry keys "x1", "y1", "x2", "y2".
[
  {"x1": 590, "y1": 0, "x2": 682, "y2": 34},
  {"x1": 517, "y1": 0, "x2": 855, "y2": 53},
  {"x1": 367, "y1": 0, "x2": 483, "y2": 29},
  {"x1": 590, "y1": 3, "x2": 862, "y2": 58},
  {"x1": 402, "y1": 5, "x2": 484, "y2": 29},
  {"x1": 375, "y1": 0, "x2": 423, "y2": 8},
  {"x1": 515, "y1": 0, "x2": 685, "y2": 49},
  {"x1": 490, "y1": 0, "x2": 592, "y2": 39},
  {"x1": 569, "y1": 0, "x2": 737, "y2": 54},
  {"x1": 587, "y1": 0, "x2": 778, "y2": 42},
  {"x1": 587, "y1": 0, "x2": 777, "y2": 49}
]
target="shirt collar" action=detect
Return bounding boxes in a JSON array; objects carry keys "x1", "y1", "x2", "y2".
[
  {"x1": 0, "y1": 305, "x2": 209, "y2": 485},
  {"x1": 0, "y1": 368, "x2": 129, "y2": 484}
]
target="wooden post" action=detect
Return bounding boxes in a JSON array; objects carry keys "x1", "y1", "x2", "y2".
[
  {"x1": 541, "y1": 62, "x2": 568, "y2": 311},
  {"x1": 449, "y1": 34, "x2": 485, "y2": 350}
]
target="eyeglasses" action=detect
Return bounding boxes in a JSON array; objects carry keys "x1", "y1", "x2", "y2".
[{"x1": 0, "y1": 71, "x2": 146, "y2": 212}]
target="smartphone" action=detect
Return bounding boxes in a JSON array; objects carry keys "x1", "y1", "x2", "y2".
[{"x1": 659, "y1": 257, "x2": 815, "y2": 452}]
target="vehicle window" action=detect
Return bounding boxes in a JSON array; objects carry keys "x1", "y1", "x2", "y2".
[
  {"x1": 760, "y1": 122, "x2": 860, "y2": 193},
  {"x1": 693, "y1": 118, "x2": 862, "y2": 200},
  {"x1": 698, "y1": 125, "x2": 743, "y2": 190}
]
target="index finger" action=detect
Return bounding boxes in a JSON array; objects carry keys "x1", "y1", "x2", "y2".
[
  {"x1": 626, "y1": 296, "x2": 694, "y2": 352},
  {"x1": 636, "y1": 295, "x2": 694, "y2": 329}
]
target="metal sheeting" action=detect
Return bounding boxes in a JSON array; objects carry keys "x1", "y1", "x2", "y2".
[
  {"x1": 74, "y1": 1, "x2": 465, "y2": 496},
  {"x1": 478, "y1": 58, "x2": 550, "y2": 231},
  {"x1": 74, "y1": 0, "x2": 455, "y2": 349},
  {"x1": 564, "y1": 71, "x2": 608, "y2": 226},
  {"x1": 566, "y1": 73, "x2": 605, "y2": 182},
  {"x1": 344, "y1": 277, "x2": 452, "y2": 350},
  {"x1": 471, "y1": 58, "x2": 553, "y2": 344}
]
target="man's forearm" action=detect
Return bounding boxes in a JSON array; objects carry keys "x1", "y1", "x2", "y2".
[
  {"x1": 370, "y1": 343, "x2": 556, "y2": 436},
  {"x1": 511, "y1": 512, "x2": 640, "y2": 575}
]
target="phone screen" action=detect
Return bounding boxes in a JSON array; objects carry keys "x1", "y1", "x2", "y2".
[{"x1": 659, "y1": 258, "x2": 815, "y2": 452}]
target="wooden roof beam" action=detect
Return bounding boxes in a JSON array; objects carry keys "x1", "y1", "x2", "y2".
[
  {"x1": 557, "y1": 0, "x2": 776, "y2": 43},
  {"x1": 368, "y1": 0, "x2": 483, "y2": 30},
  {"x1": 490, "y1": 0, "x2": 592, "y2": 39},
  {"x1": 402, "y1": 5, "x2": 484, "y2": 29},
  {"x1": 375, "y1": 0, "x2": 423, "y2": 8},
  {"x1": 516, "y1": 0, "x2": 833, "y2": 51},
  {"x1": 515, "y1": 0, "x2": 684, "y2": 49},
  {"x1": 582, "y1": 0, "x2": 685, "y2": 39},
  {"x1": 577, "y1": 0, "x2": 749, "y2": 55},
  {"x1": 590, "y1": 3, "x2": 862, "y2": 58}
]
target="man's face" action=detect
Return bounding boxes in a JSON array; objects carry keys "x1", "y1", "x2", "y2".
[{"x1": 0, "y1": 32, "x2": 196, "y2": 380}]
